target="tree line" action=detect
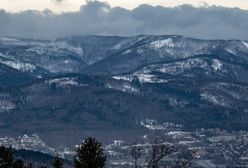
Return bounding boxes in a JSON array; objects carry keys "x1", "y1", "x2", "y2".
[{"x1": 0, "y1": 136, "x2": 196, "y2": 168}]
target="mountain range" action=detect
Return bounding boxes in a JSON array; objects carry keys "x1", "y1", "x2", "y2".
[{"x1": 0, "y1": 35, "x2": 248, "y2": 147}]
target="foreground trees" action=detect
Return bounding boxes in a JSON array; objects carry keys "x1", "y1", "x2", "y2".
[
  {"x1": 0, "y1": 136, "x2": 195, "y2": 168},
  {"x1": 129, "y1": 134, "x2": 197, "y2": 168},
  {"x1": 0, "y1": 137, "x2": 107, "y2": 168},
  {"x1": 0, "y1": 146, "x2": 28, "y2": 168},
  {"x1": 0, "y1": 145, "x2": 58, "y2": 168},
  {"x1": 53, "y1": 156, "x2": 64, "y2": 168},
  {"x1": 0, "y1": 146, "x2": 14, "y2": 168},
  {"x1": 74, "y1": 137, "x2": 107, "y2": 168}
]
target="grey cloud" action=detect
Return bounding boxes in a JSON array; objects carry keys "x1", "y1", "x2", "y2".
[
  {"x1": 0, "y1": 1, "x2": 248, "y2": 40},
  {"x1": 52, "y1": 0, "x2": 64, "y2": 4}
]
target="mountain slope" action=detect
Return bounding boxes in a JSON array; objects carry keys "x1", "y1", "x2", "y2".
[
  {"x1": 0, "y1": 35, "x2": 248, "y2": 147},
  {"x1": 1, "y1": 35, "x2": 248, "y2": 76},
  {"x1": 0, "y1": 63, "x2": 34, "y2": 87}
]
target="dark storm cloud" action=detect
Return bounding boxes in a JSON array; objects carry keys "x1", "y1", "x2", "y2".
[{"x1": 0, "y1": 1, "x2": 248, "y2": 40}]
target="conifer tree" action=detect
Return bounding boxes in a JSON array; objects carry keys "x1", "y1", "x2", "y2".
[
  {"x1": 0, "y1": 145, "x2": 14, "y2": 168},
  {"x1": 13, "y1": 159, "x2": 25, "y2": 168},
  {"x1": 73, "y1": 137, "x2": 106, "y2": 168},
  {"x1": 53, "y1": 156, "x2": 63, "y2": 168}
]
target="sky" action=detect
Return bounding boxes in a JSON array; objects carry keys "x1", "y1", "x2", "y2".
[
  {"x1": 0, "y1": 0, "x2": 248, "y2": 40},
  {"x1": 1, "y1": 0, "x2": 248, "y2": 12}
]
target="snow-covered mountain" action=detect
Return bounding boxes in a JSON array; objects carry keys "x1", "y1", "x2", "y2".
[
  {"x1": 0, "y1": 35, "x2": 248, "y2": 77},
  {"x1": 0, "y1": 35, "x2": 248, "y2": 150}
]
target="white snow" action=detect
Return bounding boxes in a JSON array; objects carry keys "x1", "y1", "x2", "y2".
[
  {"x1": 113, "y1": 140, "x2": 124, "y2": 146},
  {"x1": 179, "y1": 140, "x2": 200, "y2": 145},
  {"x1": 141, "y1": 58, "x2": 208, "y2": 76},
  {"x1": 0, "y1": 134, "x2": 55, "y2": 154},
  {"x1": 167, "y1": 131, "x2": 188, "y2": 136},
  {"x1": 58, "y1": 148, "x2": 76, "y2": 158},
  {"x1": 140, "y1": 119, "x2": 167, "y2": 130},
  {"x1": 110, "y1": 161, "x2": 133, "y2": 166},
  {"x1": 64, "y1": 60, "x2": 70, "y2": 64},
  {"x1": 225, "y1": 48, "x2": 236, "y2": 55},
  {"x1": 105, "y1": 140, "x2": 124, "y2": 150},
  {"x1": 137, "y1": 48, "x2": 144, "y2": 54},
  {"x1": 207, "y1": 135, "x2": 235, "y2": 142},
  {"x1": 0, "y1": 38, "x2": 44, "y2": 47},
  {"x1": 122, "y1": 49, "x2": 132, "y2": 55},
  {"x1": 26, "y1": 41, "x2": 84, "y2": 56},
  {"x1": 0, "y1": 100, "x2": 15, "y2": 113},
  {"x1": 212, "y1": 59, "x2": 222, "y2": 71},
  {"x1": 107, "y1": 150, "x2": 122, "y2": 157},
  {"x1": 113, "y1": 74, "x2": 168, "y2": 84},
  {"x1": 47, "y1": 78, "x2": 80, "y2": 87},
  {"x1": 166, "y1": 131, "x2": 192, "y2": 139},
  {"x1": 0, "y1": 59, "x2": 36, "y2": 72},
  {"x1": 200, "y1": 93, "x2": 226, "y2": 106},
  {"x1": 70, "y1": 46, "x2": 84, "y2": 56},
  {"x1": 134, "y1": 73, "x2": 167, "y2": 83},
  {"x1": 49, "y1": 41, "x2": 84, "y2": 56},
  {"x1": 135, "y1": 74, "x2": 154, "y2": 83},
  {"x1": 0, "y1": 37, "x2": 20, "y2": 42},
  {"x1": 112, "y1": 43, "x2": 122, "y2": 50},
  {"x1": 200, "y1": 93, "x2": 219, "y2": 104},
  {"x1": 150, "y1": 38, "x2": 175, "y2": 49},
  {"x1": 113, "y1": 76, "x2": 133, "y2": 82},
  {"x1": 105, "y1": 83, "x2": 139, "y2": 94},
  {"x1": 242, "y1": 41, "x2": 248, "y2": 49}
]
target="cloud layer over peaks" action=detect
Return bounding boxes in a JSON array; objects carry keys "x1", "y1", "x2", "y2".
[{"x1": 0, "y1": 1, "x2": 248, "y2": 40}]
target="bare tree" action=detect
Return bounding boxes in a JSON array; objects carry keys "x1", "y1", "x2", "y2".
[
  {"x1": 174, "y1": 147, "x2": 198, "y2": 168},
  {"x1": 129, "y1": 132, "x2": 197, "y2": 168},
  {"x1": 146, "y1": 137, "x2": 176, "y2": 168},
  {"x1": 129, "y1": 144, "x2": 143, "y2": 168},
  {"x1": 217, "y1": 136, "x2": 248, "y2": 167}
]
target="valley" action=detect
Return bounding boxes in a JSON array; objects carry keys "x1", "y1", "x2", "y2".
[{"x1": 0, "y1": 35, "x2": 248, "y2": 167}]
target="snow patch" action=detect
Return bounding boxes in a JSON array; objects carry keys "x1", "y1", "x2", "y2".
[
  {"x1": 207, "y1": 135, "x2": 235, "y2": 142},
  {"x1": 122, "y1": 49, "x2": 132, "y2": 55},
  {"x1": 105, "y1": 83, "x2": 139, "y2": 94},
  {"x1": 113, "y1": 76, "x2": 133, "y2": 82},
  {"x1": 47, "y1": 77, "x2": 82, "y2": 87},
  {"x1": 242, "y1": 41, "x2": 248, "y2": 49},
  {"x1": 0, "y1": 134, "x2": 55, "y2": 154},
  {"x1": 0, "y1": 100, "x2": 15, "y2": 113},
  {"x1": 142, "y1": 58, "x2": 209, "y2": 75},
  {"x1": 26, "y1": 41, "x2": 84, "y2": 56},
  {"x1": 134, "y1": 73, "x2": 167, "y2": 83},
  {"x1": 179, "y1": 140, "x2": 200, "y2": 145},
  {"x1": 112, "y1": 43, "x2": 122, "y2": 50},
  {"x1": 200, "y1": 93, "x2": 226, "y2": 106},
  {"x1": 201, "y1": 93, "x2": 219, "y2": 104},
  {"x1": 167, "y1": 131, "x2": 188, "y2": 136},
  {"x1": 113, "y1": 74, "x2": 168, "y2": 84},
  {"x1": 150, "y1": 38, "x2": 175, "y2": 49},
  {"x1": 135, "y1": 74, "x2": 155, "y2": 83},
  {"x1": 0, "y1": 37, "x2": 20, "y2": 42},
  {"x1": 137, "y1": 48, "x2": 144, "y2": 54},
  {"x1": 0, "y1": 59, "x2": 36, "y2": 72},
  {"x1": 166, "y1": 131, "x2": 192, "y2": 140},
  {"x1": 105, "y1": 140, "x2": 125, "y2": 151},
  {"x1": 50, "y1": 41, "x2": 84, "y2": 56},
  {"x1": 140, "y1": 119, "x2": 167, "y2": 130},
  {"x1": 64, "y1": 60, "x2": 70, "y2": 64},
  {"x1": 110, "y1": 161, "x2": 133, "y2": 166},
  {"x1": 212, "y1": 59, "x2": 222, "y2": 71},
  {"x1": 225, "y1": 48, "x2": 236, "y2": 55}
]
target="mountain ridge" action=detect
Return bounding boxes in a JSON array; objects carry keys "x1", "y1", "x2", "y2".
[{"x1": 0, "y1": 34, "x2": 248, "y2": 147}]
